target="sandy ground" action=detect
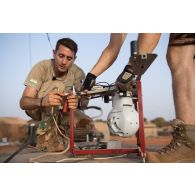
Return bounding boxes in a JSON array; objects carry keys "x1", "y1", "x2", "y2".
[
  {"x1": 0, "y1": 117, "x2": 171, "y2": 163},
  {"x1": 0, "y1": 135, "x2": 171, "y2": 163}
]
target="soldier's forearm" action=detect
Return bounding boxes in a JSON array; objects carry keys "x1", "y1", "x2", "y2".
[
  {"x1": 25, "y1": 109, "x2": 42, "y2": 121},
  {"x1": 90, "y1": 48, "x2": 119, "y2": 76},
  {"x1": 90, "y1": 33, "x2": 126, "y2": 77},
  {"x1": 20, "y1": 96, "x2": 43, "y2": 110}
]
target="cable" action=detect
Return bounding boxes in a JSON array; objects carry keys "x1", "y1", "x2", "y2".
[
  {"x1": 3, "y1": 123, "x2": 37, "y2": 163},
  {"x1": 84, "y1": 106, "x2": 103, "y2": 119},
  {"x1": 3, "y1": 142, "x2": 29, "y2": 163},
  {"x1": 94, "y1": 154, "x2": 127, "y2": 160},
  {"x1": 56, "y1": 154, "x2": 127, "y2": 163},
  {"x1": 56, "y1": 157, "x2": 89, "y2": 163},
  {"x1": 29, "y1": 109, "x2": 70, "y2": 163}
]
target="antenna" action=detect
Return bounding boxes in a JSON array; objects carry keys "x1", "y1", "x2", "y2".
[
  {"x1": 46, "y1": 33, "x2": 53, "y2": 50},
  {"x1": 28, "y1": 33, "x2": 32, "y2": 67}
]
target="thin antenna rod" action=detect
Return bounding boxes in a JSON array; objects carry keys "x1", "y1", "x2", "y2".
[
  {"x1": 28, "y1": 33, "x2": 32, "y2": 67},
  {"x1": 46, "y1": 33, "x2": 53, "y2": 50}
]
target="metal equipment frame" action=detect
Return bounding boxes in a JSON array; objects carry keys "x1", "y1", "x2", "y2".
[
  {"x1": 67, "y1": 40, "x2": 157, "y2": 162},
  {"x1": 68, "y1": 79, "x2": 146, "y2": 162}
]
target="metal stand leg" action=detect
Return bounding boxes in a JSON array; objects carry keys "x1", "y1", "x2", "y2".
[
  {"x1": 69, "y1": 109, "x2": 74, "y2": 154},
  {"x1": 137, "y1": 80, "x2": 146, "y2": 162}
]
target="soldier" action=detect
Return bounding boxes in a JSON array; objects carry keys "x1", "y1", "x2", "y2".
[{"x1": 20, "y1": 38, "x2": 95, "y2": 152}]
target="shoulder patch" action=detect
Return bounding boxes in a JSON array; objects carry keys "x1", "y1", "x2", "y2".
[{"x1": 29, "y1": 79, "x2": 38, "y2": 85}]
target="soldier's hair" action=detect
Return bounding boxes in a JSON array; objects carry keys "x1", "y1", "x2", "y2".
[{"x1": 55, "y1": 38, "x2": 78, "y2": 55}]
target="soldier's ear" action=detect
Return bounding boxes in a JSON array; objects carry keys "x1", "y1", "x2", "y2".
[
  {"x1": 53, "y1": 49, "x2": 56, "y2": 57},
  {"x1": 72, "y1": 55, "x2": 77, "y2": 62}
]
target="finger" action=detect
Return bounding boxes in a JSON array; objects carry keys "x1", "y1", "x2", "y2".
[
  {"x1": 68, "y1": 102, "x2": 78, "y2": 107},
  {"x1": 49, "y1": 96, "x2": 62, "y2": 103},
  {"x1": 67, "y1": 95, "x2": 78, "y2": 100},
  {"x1": 48, "y1": 92, "x2": 63, "y2": 99},
  {"x1": 84, "y1": 89, "x2": 88, "y2": 93},
  {"x1": 57, "y1": 92, "x2": 65, "y2": 97},
  {"x1": 67, "y1": 99, "x2": 78, "y2": 105},
  {"x1": 67, "y1": 90, "x2": 73, "y2": 95},
  {"x1": 68, "y1": 102, "x2": 78, "y2": 110},
  {"x1": 47, "y1": 95, "x2": 63, "y2": 106}
]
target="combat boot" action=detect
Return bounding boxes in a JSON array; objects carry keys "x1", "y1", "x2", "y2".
[{"x1": 146, "y1": 119, "x2": 195, "y2": 163}]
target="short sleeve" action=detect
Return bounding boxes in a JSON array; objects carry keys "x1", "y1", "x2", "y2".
[
  {"x1": 24, "y1": 61, "x2": 45, "y2": 91},
  {"x1": 73, "y1": 66, "x2": 85, "y2": 92}
]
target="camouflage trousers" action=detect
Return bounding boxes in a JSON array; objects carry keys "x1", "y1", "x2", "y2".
[{"x1": 36, "y1": 110, "x2": 96, "y2": 152}]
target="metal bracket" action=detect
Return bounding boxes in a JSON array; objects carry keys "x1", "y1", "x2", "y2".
[{"x1": 130, "y1": 53, "x2": 157, "y2": 79}]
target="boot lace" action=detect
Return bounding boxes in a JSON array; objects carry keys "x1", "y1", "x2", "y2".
[{"x1": 159, "y1": 124, "x2": 191, "y2": 154}]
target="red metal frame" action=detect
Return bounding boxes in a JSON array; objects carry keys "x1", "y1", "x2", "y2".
[{"x1": 69, "y1": 80, "x2": 146, "y2": 160}]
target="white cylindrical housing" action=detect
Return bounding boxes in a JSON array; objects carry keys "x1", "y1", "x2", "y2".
[{"x1": 107, "y1": 93, "x2": 139, "y2": 137}]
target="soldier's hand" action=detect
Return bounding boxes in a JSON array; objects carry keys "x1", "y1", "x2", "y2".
[
  {"x1": 67, "y1": 94, "x2": 78, "y2": 110},
  {"x1": 116, "y1": 65, "x2": 135, "y2": 91},
  {"x1": 78, "y1": 97, "x2": 89, "y2": 110},
  {"x1": 41, "y1": 92, "x2": 64, "y2": 107}
]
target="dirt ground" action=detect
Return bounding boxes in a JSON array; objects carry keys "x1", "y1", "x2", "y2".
[
  {"x1": 0, "y1": 117, "x2": 171, "y2": 163},
  {"x1": 0, "y1": 135, "x2": 171, "y2": 163}
]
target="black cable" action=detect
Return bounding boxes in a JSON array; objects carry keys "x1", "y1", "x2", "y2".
[
  {"x1": 84, "y1": 106, "x2": 103, "y2": 119},
  {"x1": 3, "y1": 142, "x2": 29, "y2": 163},
  {"x1": 3, "y1": 124, "x2": 37, "y2": 163},
  {"x1": 84, "y1": 106, "x2": 102, "y2": 111}
]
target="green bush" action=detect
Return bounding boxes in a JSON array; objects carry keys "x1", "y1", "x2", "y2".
[{"x1": 151, "y1": 117, "x2": 170, "y2": 128}]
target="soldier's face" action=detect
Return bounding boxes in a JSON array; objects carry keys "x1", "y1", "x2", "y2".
[{"x1": 53, "y1": 45, "x2": 76, "y2": 73}]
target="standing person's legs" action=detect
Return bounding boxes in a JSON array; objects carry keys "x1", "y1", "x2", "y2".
[
  {"x1": 146, "y1": 43, "x2": 195, "y2": 162},
  {"x1": 167, "y1": 45, "x2": 195, "y2": 124},
  {"x1": 138, "y1": 33, "x2": 161, "y2": 53}
]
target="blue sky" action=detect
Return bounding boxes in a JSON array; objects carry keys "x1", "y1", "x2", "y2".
[{"x1": 0, "y1": 33, "x2": 174, "y2": 121}]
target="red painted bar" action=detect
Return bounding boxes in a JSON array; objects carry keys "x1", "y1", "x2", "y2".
[
  {"x1": 69, "y1": 109, "x2": 74, "y2": 153},
  {"x1": 72, "y1": 148, "x2": 138, "y2": 155},
  {"x1": 137, "y1": 80, "x2": 146, "y2": 158}
]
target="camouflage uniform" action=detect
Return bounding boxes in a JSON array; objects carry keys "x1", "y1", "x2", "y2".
[
  {"x1": 169, "y1": 33, "x2": 195, "y2": 46},
  {"x1": 24, "y1": 59, "x2": 95, "y2": 151}
]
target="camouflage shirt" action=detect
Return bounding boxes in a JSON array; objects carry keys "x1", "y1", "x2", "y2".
[
  {"x1": 24, "y1": 59, "x2": 85, "y2": 97},
  {"x1": 169, "y1": 33, "x2": 195, "y2": 46},
  {"x1": 24, "y1": 59, "x2": 85, "y2": 121}
]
